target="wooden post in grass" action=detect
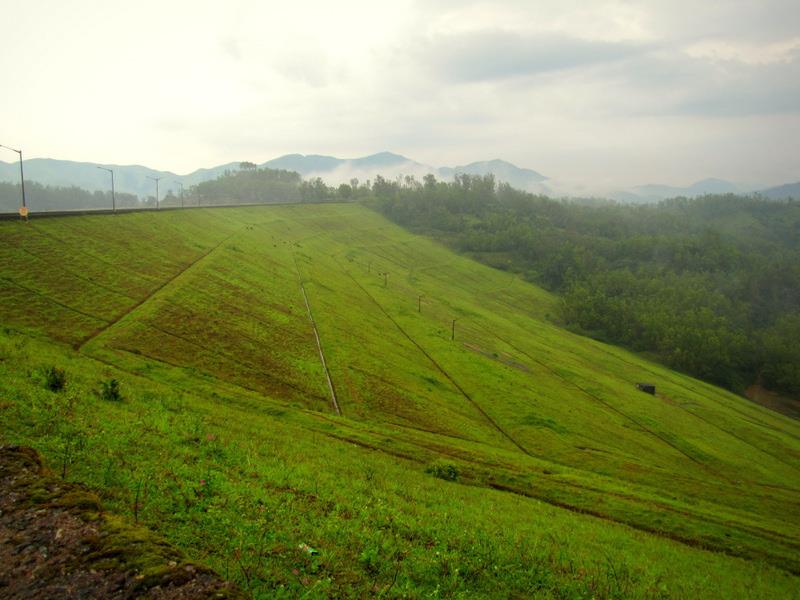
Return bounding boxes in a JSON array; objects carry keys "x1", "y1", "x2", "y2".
[
  {"x1": 451, "y1": 318, "x2": 457, "y2": 341},
  {"x1": 383, "y1": 272, "x2": 388, "y2": 288},
  {"x1": 418, "y1": 294, "x2": 423, "y2": 313}
]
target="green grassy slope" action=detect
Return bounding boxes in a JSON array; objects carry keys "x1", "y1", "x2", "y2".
[{"x1": 1, "y1": 204, "x2": 799, "y2": 598}]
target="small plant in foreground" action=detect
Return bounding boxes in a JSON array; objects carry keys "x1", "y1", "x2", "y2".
[
  {"x1": 100, "y1": 378, "x2": 123, "y2": 402},
  {"x1": 425, "y1": 461, "x2": 460, "y2": 482},
  {"x1": 44, "y1": 366, "x2": 67, "y2": 392}
]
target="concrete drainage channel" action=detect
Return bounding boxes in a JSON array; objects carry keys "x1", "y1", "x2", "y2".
[{"x1": 294, "y1": 256, "x2": 341, "y2": 416}]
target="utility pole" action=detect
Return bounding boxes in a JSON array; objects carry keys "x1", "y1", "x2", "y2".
[
  {"x1": 147, "y1": 175, "x2": 162, "y2": 209},
  {"x1": 97, "y1": 166, "x2": 116, "y2": 212},
  {"x1": 174, "y1": 181, "x2": 184, "y2": 208},
  {"x1": 0, "y1": 144, "x2": 26, "y2": 214}
]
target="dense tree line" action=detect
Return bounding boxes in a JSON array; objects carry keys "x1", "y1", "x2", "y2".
[
  {"x1": 190, "y1": 166, "x2": 372, "y2": 205},
  {"x1": 0, "y1": 182, "x2": 139, "y2": 212},
  {"x1": 369, "y1": 174, "x2": 800, "y2": 396},
  {"x1": 179, "y1": 166, "x2": 376, "y2": 204},
  {"x1": 192, "y1": 167, "x2": 303, "y2": 204}
]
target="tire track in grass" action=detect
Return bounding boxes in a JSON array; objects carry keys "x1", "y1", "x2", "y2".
[
  {"x1": 83, "y1": 349, "x2": 303, "y2": 423},
  {"x1": 477, "y1": 323, "x2": 732, "y2": 482},
  {"x1": 337, "y1": 261, "x2": 531, "y2": 457},
  {"x1": 0, "y1": 276, "x2": 111, "y2": 325},
  {"x1": 657, "y1": 394, "x2": 800, "y2": 478},
  {"x1": 136, "y1": 320, "x2": 329, "y2": 403},
  {"x1": 76, "y1": 231, "x2": 239, "y2": 351},
  {"x1": 16, "y1": 247, "x2": 139, "y2": 302},
  {"x1": 292, "y1": 254, "x2": 341, "y2": 416},
  {"x1": 473, "y1": 320, "x2": 800, "y2": 495},
  {"x1": 308, "y1": 414, "x2": 800, "y2": 572},
  {"x1": 27, "y1": 221, "x2": 161, "y2": 284},
  {"x1": 589, "y1": 341, "x2": 800, "y2": 441},
  {"x1": 586, "y1": 341, "x2": 800, "y2": 472},
  {"x1": 487, "y1": 301, "x2": 800, "y2": 449}
]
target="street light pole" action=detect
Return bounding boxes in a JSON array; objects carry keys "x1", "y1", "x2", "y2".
[
  {"x1": 174, "y1": 181, "x2": 184, "y2": 208},
  {"x1": 146, "y1": 176, "x2": 162, "y2": 209},
  {"x1": 97, "y1": 166, "x2": 116, "y2": 212},
  {"x1": 0, "y1": 144, "x2": 26, "y2": 211}
]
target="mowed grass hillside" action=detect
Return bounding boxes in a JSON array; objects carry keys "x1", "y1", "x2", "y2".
[{"x1": 1, "y1": 204, "x2": 799, "y2": 598}]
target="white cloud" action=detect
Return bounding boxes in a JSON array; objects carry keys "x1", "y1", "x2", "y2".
[
  {"x1": 0, "y1": 0, "x2": 798, "y2": 190},
  {"x1": 685, "y1": 38, "x2": 800, "y2": 65}
]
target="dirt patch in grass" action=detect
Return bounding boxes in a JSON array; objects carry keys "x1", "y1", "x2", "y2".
[
  {"x1": 745, "y1": 383, "x2": 800, "y2": 419},
  {"x1": 0, "y1": 445, "x2": 243, "y2": 600},
  {"x1": 463, "y1": 342, "x2": 531, "y2": 373}
]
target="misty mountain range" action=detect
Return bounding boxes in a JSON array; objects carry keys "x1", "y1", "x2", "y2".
[
  {"x1": 0, "y1": 152, "x2": 796, "y2": 202},
  {"x1": 611, "y1": 179, "x2": 750, "y2": 203},
  {"x1": 0, "y1": 152, "x2": 548, "y2": 200},
  {"x1": 610, "y1": 179, "x2": 800, "y2": 202}
]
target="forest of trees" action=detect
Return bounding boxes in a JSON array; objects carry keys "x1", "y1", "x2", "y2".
[
  {"x1": 369, "y1": 174, "x2": 800, "y2": 396},
  {"x1": 192, "y1": 166, "x2": 304, "y2": 205},
  {"x1": 184, "y1": 164, "x2": 378, "y2": 205}
]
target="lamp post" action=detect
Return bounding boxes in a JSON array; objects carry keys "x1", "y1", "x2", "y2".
[
  {"x1": 146, "y1": 175, "x2": 162, "y2": 209},
  {"x1": 174, "y1": 180, "x2": 184, "y2": 208},
  {"x1": 97, "y1": 166, "x2": 116, "y2": 212},
  {"x1": 0, "y1": 144, "x2": 26, "y2": 212}
]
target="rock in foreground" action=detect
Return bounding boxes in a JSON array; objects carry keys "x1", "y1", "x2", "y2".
[{"x1": 0, "y1": 446, "x2": 243, "y2": 599}]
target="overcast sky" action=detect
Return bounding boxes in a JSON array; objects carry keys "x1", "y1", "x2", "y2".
[{"x1": 1, "y1": 0, "x2": 798, "y2": 190}]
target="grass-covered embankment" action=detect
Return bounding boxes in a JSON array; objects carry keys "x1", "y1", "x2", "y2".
[{"x1": 1, "y1": 204, "x2": 799, "y2": 597}]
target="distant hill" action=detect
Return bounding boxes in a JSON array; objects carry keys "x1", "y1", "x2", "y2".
[
  {"x1": 612, "y1": 178, "x2": 745, "y2": 203},
  {"x1": 760, "y1": 181, "x2": 800, "y2": 200},
  {"x1": 261, "y1": 153, "x2": 347, "y2": 173},
  {"x1": 6, "y1": 154, "x2": 795, "y2": 204},
  {"x1": 0, "y1": 158, "x2": 240, "y2": 199},
  {"x1": 0, "y1": 152, "x2": 550, "y2": 198},
  {"x1": 261, "y1": 152, "x2": 550, "y2": 192},
  {"x1": 260, "y1": 151, "x2": 433, "y2": 182},
  {"x1": 440, "y1": 159, "x2": 548, "y2": 193}
]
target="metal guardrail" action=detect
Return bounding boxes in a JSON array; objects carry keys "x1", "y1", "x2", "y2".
[{"x1": 0, "y1": 200, "x2": 348, "y2": 220}]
